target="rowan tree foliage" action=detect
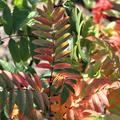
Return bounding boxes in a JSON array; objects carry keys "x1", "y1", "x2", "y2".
[{"x1": 0, "y1": 0, "x2": 120, "y2": 120}]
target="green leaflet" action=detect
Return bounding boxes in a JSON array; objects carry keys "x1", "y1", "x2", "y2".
[
  {"x1": 13, "y1": 7, "x2": 29, "y2": 32},
  {"x1": 81, "y1": 17, "x2": 93, "y2": 38},
  {"x1": 33, "y1": 91, "x2": 45, "y2": 111},
  {"x1": 88, "y1": 61, "x2": 101, "y2": 78},
  {"x1": 3, "y1": 4, "x2": 12, "y2": 35},
  {"x1": 0, "y1": 90, "x2": 8, "y2": 110},
  {"x1": 26, "y1": 90, "x2": 33, "y2": 111},
  {"x1": 13, "y1": 0, "x2": 28, "y2": 9},
  {"x1": 8, "y1": 91, "x2": 16, "y2": 115},
  {"x1": 1, "y1": 107, "x2": 8, "y2": 120},
  {"x1": 25, "y1": 90, "x2": 34, "y2": 119},
  {"x1": 0, "y1": 0, "x2": 6, "y2": 10},
  {"x1": 20, "y1": 37, "x2": 30, "y2": 62},
  {"x1": 16, "y1": 90, "x2": 26, "y2": 113},
  {"x1": 64, "y1": 83, "x2": 75, "y2": 93},
  {"x1": 0, "y1": 60, "x2": 15, "y2": 72},
  {"x1": 8, "y1": 39, "x2": 21, "y2": 63},
  {"x1": 60, "y1": 86, "x2": 69, "y2": 104},
  {"x1": 0, "y1": 74, "x2": 6, "y2": 88}
]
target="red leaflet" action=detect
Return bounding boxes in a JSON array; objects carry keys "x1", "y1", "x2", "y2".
[
  {"x1": 33, "y1": 74, "x2": 42, "y2": 91},
  {"x1": 92, "y1": 0, "x2": 113, "y2": 23},
  {"x1": 34, "y1": 17, "x2": 52, "y2": 26},
  {"x1": 36, "y1": 63, "x2": 51, "y2": 69},
  {"x1": 54, "y1": 63, "x2": 71, "y2": 69},
  {"x1": 12, "y1": 73, "x2": 29, "y2": 87},
  {"x1": 24, "y1": 74, "x2": 36, "y2": 89},
  {"x1": 34, "y1": 48, "x2": 53, "y2": 55},
  {"x1": 33, "y1": 54, "x2": 53, "y2": 62}
]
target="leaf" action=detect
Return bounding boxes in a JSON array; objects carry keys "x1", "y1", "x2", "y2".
[
  {"x1": 33, "y1": 91, "x2": 45, "y2": 111},
  {"x1": 36, "y1": 63, "x2": 51, "y2": 69},
  {"x1": 25, "y1": 74, "x2": 36, "y2": 89},
  {"x1": 88, "y1": 61, "x2": 101, "y2": 78},
  {"x1": 53, "y1": 7, "x2": 65, "y2": 22},
  {"x1": 42, "y1": 93, "x2": 49, "y2": 107},
  {"x1": 13, "y1": 73, "x2": 29, "y2": 87},
  {"x1": 26, "y1": 90, "x2": 33, "y2": 111},
  {"x1": 32, "y1": 30, "x2": 52, "y2": 39},
  {"x1": 16, "y1": 90, "x2": 26, "y2": 113},
  {"x1": 55, "y1": 41, "x2": 69, "y2": 54},
  {"x1": 34, "y1": 17, "x2": 52, "y2": 26},
  {"x1": 0, "y1": 1, "x2": 6, "y2": 10},
  {"x1": 20, "y1": 37, "x2": 30, "y2": 61},
  {"x1": 56, "y1": 33, "x2": 71, "y2": 46},
  {"x1": 1, "y1": 107, "x2": 8, "y2": 120},
  {"x1": 55, "y1": 24, "x2": 70, "y2": 39},
  {"x1": 81, "y1": 17, "x2": 92, "y2": 38},
  {"x1": 0, "y1": 73, "x2": 6, "y2": 88},
  {"x1": 0, "y1": 90, "x2": 8, "y2": 109},
  {"x1": 108, "y1": 88, "x2": 120, "y2": 115},
  {"x1": 54, "y1": 16, "x2": 69, "y2": 30},
  {"x1": 34, "y1": 54, "x2": 53, "y2": 62},
  {"x1": 13, "y1": 0, "x2": 28, "y2": 9},
  {"x1": 0, "y1": 60, "x2": 15, "y2": 72},
  {"x1": 60, "y1": 86, "x2": 69, "y2": 104},
  {"x1": 32, "y1": 39, "x2": 53, "y2": 47},
  {"x1": 33, "y1": 74, "x2": 42, "y2": 91},
  {"x1": 64, "y1": 83, "x2": 75, "y2": 93},
  {"x1": 2, "y1": 71, "x2": 14, "y2": 90},
  {"x1": 8, "y1": 39, "x2": 21, "y2": 63},
  {"x1": 32, "y1": 23, "x2": 51, "y2": 32},
  {"x1": 13, "y1": 7, "x2": 29, "y2": 32},
  {"x1": 8, "y1": 91, "x2": 16, "y2": 117},
  {"x1": 47, "y1": 0, "x2": 53, "y2": 13},
  {"x1": 37, "y1": 8, "x2": 47, "y2": 18},
  {"x1": 54, "y1": 63, "x2": 71, "y2": 69},
  {"x1": 55, "y1": 50, "x2": 70, "y2": 60},
  {"x1": 3, "y1": 4, "x2": 12, "y2": 35},
  {"x1": 34, "y1": 48, "x2": 53, "y2": 55}
]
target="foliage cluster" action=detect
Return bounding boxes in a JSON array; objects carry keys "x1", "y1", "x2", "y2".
[{"x1": 0, "y1": 0, "x2": 120, "y2": 120}]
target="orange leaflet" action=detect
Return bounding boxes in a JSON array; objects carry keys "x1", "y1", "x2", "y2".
[
  {"x1": 54, "y1": 63, "x2": 71, "y2": 69},
  {"x1": 34, "y1": 17, "x2": 52, "y2": 26}
]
